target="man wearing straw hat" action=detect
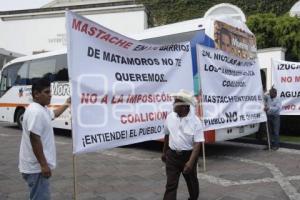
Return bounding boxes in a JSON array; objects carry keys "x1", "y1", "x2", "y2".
[{"x1": 161, "y1": 89, "x2": 204, "y2": 200}]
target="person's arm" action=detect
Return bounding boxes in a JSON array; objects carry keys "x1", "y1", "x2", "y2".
[
  {"x1": 53, "y1": 97, "x2": 71, "y2": 118},
  {"x1": 30, "y1": 132, "x2": 51, "y2": 178},
  {"x1": 264, "y1": 95, "x2": 270, "y2": 112},
  {"x1": 183, "y1": 142, "x2": 201, "y2": 174},
  {"x1": 161, "y1": 135, "x2": 169, "y2": 163}
]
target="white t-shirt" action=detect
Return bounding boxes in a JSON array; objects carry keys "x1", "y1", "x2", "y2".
[
  {"x1": 164, "y1": 111, "x2": 204, "y2": 151},
  {"x1": 19, "y1": 102, "x2": 56, "y2": 174}
]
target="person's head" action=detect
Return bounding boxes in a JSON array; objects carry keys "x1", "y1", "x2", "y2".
[
  {"x1": 220, "y1": 28, "x2": 232, "y2": 53},
  {"x1": 269, "y1": 87, "x2": 277, "y2": 99},
  {"x1": 173, "y1": 98, "x2": 190, "y2": 117},
  {"x1": 171, "y1": 89, "x2": 195, "y2": 117},
  {"x1": 32, "y1": 78, "x2": 51, "y2": 106}
]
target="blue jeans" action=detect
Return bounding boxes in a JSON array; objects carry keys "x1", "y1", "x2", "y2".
[
  {"x1": 22, "y1": 173, "x2": 50, "y2": 200},
  {"x1": 267, "y1": 115, "x2": 280, "y2": 147}
]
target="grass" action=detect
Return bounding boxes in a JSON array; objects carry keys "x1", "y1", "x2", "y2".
[{"x1": 279, "y1": 135, "x2": 300, "y2": 143}]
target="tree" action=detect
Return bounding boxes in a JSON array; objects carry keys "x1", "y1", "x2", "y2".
[
  {"x1": 274, "y1": 15, "x2": 300, "y2": 61},
  {"x1": 247, "y1": 13, "x2": 300, "y2": 61},
  {"x1": 137, "y1": 1, "x2": 300, "y2": 61},
  {"x1": 137, "y1": 0, "x2": 298, "y2": 27}
]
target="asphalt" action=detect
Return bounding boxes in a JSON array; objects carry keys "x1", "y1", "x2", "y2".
[{"x1": 1, "y1": 122, "x2": 300, "y2": 200}]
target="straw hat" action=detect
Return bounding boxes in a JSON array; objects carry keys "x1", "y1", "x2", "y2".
[{"x1": 171, "y1": 89, "x2": 196, "y2": 106}]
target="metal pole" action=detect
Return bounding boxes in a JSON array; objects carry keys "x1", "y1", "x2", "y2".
[
  {"x1": 69, "y1": 100, "x2": 77, "y2": 200},
  {"x1": 72, "y1": 154, "x2": 78, "y2": 200},
  {"x1": 263, "y1": 89, "x2": 271, "y2": 151},
  {"x1": 202, "y1": 142, "x2": 206, "y2": 172},
  {"x1": 265, "y1": 121, "x2": 271, "y2": 151}
]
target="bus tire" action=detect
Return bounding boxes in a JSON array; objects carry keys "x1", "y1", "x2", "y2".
[{"x1": 16, "y1": 109, "x2": 25, "y2": 129}]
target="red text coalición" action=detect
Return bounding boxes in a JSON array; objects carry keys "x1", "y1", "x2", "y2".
[{"x1": 120, "y1": 111, "x2": 168, "y2": 124}]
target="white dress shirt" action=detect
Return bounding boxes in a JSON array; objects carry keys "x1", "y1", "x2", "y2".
[{"x1": 164, "y1": 111, "x2": 204, "y2": 151}]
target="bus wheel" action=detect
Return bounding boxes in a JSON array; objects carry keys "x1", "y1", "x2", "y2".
[{"x1": 16, "y1": 109, "x2": 25, "y2": 129}]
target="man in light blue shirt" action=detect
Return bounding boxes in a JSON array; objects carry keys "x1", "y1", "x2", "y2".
[{"x1": 265, "y1": 87, "x2": 281, "y2": 150}]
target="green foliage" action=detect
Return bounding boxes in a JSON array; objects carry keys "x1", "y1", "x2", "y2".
[
  {"x1": 137, "y1": 0, "x2": 298, "y2": 26},
  {"x1": 274, "y1": 15, "x2": 300, "y2": 61},
  {"x1": 246, "y1": 13, "x2": 278, "y2": 48},
  {"x1": 247, "y1": 14, "x2": 300, "y2": 61},
  {"x1": 137, "y1": 0, "x2": 300, "y2": 61}
]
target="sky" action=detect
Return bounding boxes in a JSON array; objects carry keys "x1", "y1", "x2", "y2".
[{"x1": 0, "y1": 0, "x2": 52, "y2": 11}]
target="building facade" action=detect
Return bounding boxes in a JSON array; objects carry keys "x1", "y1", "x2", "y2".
[{"x1": 0, "y1": 0, "x2": 147, "y2": 56}]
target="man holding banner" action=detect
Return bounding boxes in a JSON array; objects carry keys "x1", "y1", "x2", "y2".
[
  {"x1": 19, "y1": 78, "x2": 71, "y2": 200},
  {"x1": 265, "y1": 87, "x2": 281, "y2": 150},
  {"x1": 162, "y1": 89, "x2": 204, "y2": 200}
]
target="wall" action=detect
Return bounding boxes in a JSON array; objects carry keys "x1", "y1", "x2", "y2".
[
  {"x1": 257, "y1": 47, "x2": 286, "y2": 90},
  {"x1": 0, "y1": 8, "x2": 147, "y2": 55}
]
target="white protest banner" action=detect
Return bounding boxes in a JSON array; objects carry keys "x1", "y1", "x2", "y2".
[
  {"x1": 66, "y1": 11, "x2": 194, "y2": 154},
  {"x1": 197, "y1": 44, "x2": 266, "y2": 130},
  {"x1": 272, "y1": 59, "x2": 300, "y2": 115}
]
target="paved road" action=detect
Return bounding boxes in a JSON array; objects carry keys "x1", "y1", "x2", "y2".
[{"x1": 0, "y1": 122, "x2": 300, "y2": 200}]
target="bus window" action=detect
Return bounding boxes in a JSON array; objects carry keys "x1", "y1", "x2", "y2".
[
  {"x1": 0, "y1": 62, "x2": 27, "y2": 96},
  {"x1": 0, "y1": 70, "x2": 8, "y2": 96},
  {"x1": 28, "y1": 57, "x2": 56, "y2": 83},
  {"x1": 15, "y1": 62, "x2": 29, "y2": 85},
  {"x1": 55, "y1": 54, "x2": 68, "y2": 81}
]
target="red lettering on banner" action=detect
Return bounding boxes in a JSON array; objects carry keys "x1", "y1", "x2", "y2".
[
  {"x1": 111, "y1": 95, "x2": 124, "y2": 104},
  {"x1": 81, "y1": 93, "x2": 98, "y2": 104},
  {"x1": 81, "y1": 24, "x2": 88, "y2": 34},
  {"x1": 100, "y1": 95, "x2": 108, "y2": 104},
  {"x1": 72, "y1": 19, "x2": 81, "y2": 30},
  {"x1": 283, "y1": 104, "x2": 296, "y2": 110},
  {"x1": 88, "y1": 27, "x2": 97, "y2": 36},
  {"x1": 126, "y1": 93, "x2": 172, "y2": 103},
  {"x1": 101, "y1": 33, "x2": 111, "y2": 41},
  {"x1": 95, "y1": 29, "x2": 106, "y2": 38},
  {"x1": 120, "y1": 111, "x2": 168, "y2": 124},
  {"x1": 281, "y1": 76, "x2": 293, "y2": 83},
  {"x1": 71, "y1": 18, "x2": 133, "y2": 49}
]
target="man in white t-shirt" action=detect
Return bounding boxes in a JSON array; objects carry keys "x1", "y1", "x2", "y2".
[
  {"x1": 161, "y1": 89, "x2": 204, "y2": 200},
  {"x1": 19, "y1": 78, "x2": 70, "y2": 200}
]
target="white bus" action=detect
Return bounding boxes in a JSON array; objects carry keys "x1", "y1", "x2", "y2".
[
  {"x1": 132, "y1": 16, "x2": 260, "y2": 143},
  {"x1": 0, "y1": 49, "x2": 70, "y2": 129},
  {"x1": 0, "y1": 16, "x2": 260, "y2": 141}
]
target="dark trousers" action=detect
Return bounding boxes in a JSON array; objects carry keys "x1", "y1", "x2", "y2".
[
  {"x1": 267, "y1": 115, "x2": 280, "y2": 147},
  {"x1": 163, "y1": 149, "x2": 199, "y2": 200}
]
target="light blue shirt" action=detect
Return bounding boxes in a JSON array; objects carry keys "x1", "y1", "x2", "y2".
[{"x1": 265, "y1": 95, "x2": 281, "y2": 116}]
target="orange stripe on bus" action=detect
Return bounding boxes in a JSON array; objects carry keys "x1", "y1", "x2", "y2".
[
  {"x1": 0, "y1": 103, "x2": 62, "y2": 108},
  {"x1": 0, "y1": 103, "x2": 28, "y2": 107}
]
